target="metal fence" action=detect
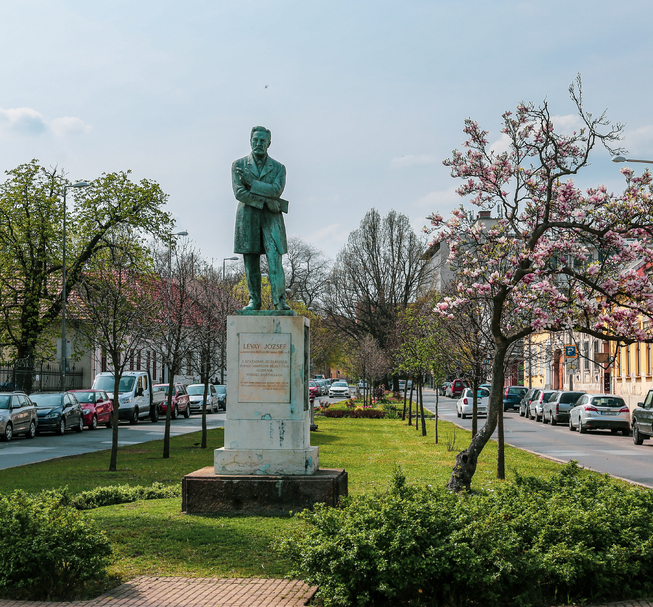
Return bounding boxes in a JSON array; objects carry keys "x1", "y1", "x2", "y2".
[{"x1": 0, "y1": 360, "x2": 83, "y2": 393}]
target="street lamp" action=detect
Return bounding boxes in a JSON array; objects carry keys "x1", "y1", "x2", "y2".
[
  {"x1": 221, "y1": 256, "x2": 239, "y2": 384},
  {"x1": 612, "y1": 156, "x2": 653, "y2": 164},
  {"x1": 168, "y1": 230, "x2": 189, "y2": 270},
  {"x1": 61, "y1": 181, "x2": 90, "y2": 389}
]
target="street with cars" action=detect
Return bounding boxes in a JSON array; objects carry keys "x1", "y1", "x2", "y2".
[{"x1": 423, "y1": 389, "x2": 653, "y2": 488}]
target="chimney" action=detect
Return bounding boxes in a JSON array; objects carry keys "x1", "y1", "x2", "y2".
[{"x1": 478, "y1": 210, "x2": 491, "y2": 219}]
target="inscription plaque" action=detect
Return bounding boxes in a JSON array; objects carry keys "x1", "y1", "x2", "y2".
[{"x1": 238, "y1": 332, "x2": 291, "y2": 403}]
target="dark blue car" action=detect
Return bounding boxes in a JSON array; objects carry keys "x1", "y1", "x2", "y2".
[
  {"x1": 503, "y1": 386, "x2": 527, "y2": 412},
  {"x1": 29, "y1": 392, "x2": 84, "y2": 435}
]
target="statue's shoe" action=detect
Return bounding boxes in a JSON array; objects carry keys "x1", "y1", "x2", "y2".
[
  {"x1": 274, "y1": 300, "x2": 291, "y2": 311},
  {"x1": 243, "y1": 300, "x2": 262, "y2": 311}
]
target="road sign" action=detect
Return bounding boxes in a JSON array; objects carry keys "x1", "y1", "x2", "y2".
[
  {"x1": 564, "y1": 345, "x2": 577, "y2": 358},
  {"x1": 566, "y1": 359, "x2": 580, "y2": 372}
]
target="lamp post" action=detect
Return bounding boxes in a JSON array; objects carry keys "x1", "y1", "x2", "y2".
[
  {"x1": 165, "y1": 231, "x2": 188, "y2": 383},
  {"x1": 221, "y1": 256, "x2": 238, "y2": 384},
  {"x1": 612, "y1": 156, "x2": 653, "y2": 164},
  {"x1": 61, "y1": 181, "x2": 90, "y2": 389},
  {"x1": 168, "y1": 231, "x2": 188, "y2": 270}
]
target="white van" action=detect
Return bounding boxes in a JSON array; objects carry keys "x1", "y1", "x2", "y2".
[{"x1": 92, "y1": 371, "x2": 163, "y2": 424}]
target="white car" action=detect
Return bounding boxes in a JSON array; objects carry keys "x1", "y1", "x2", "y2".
[
  {"x1": 185, "y1": 384, "x2": 219, "y2": 414},
  {"x1": 568, "y1": 393, "x2": 630, "y2": 435},
  {"x1": 329, "y1": 381, "x2": 350, "y2": 398},
  {"x1": 456, "y1": 387, "x2": 489, "y2": 419}
]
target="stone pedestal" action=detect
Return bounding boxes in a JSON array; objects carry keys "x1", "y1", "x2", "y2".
[
  {"x1": 214, "y1": 312, "x2": 318, "y2": 475},
  {"x1": 182, "y1": 467, "x2": 348, "y2": 515},
  {"x1": 182, "y1": 312, "x2": 345, "y2": 515}
]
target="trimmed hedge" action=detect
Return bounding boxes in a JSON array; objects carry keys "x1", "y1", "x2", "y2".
[
  {"x1": 323, "y1": 408, "x2": 387, "y2": 419},
  {"x1": 70, "y1": 481, "x2": 180, "y2": 510},
  {"x1": 276, "y1": 463, "x2": 653, "y2": 607},
  {"x1": 0, "y1": 490, "x2": 113, "y2": 600}
]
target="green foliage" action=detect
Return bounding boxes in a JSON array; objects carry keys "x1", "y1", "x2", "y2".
[
  {"x1": 70, "y1": 482, "x2": 181, "y2": 510},
  {"x1": 276, "y1": 462, "x2": 653, "y2": 607},
  {"x1": 0, "y1": 489, "x2": 113, "y2": 600}
]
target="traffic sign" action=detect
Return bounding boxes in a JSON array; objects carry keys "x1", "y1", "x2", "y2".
[{"x1": 564, "y1": 345, "x2": 577, "y2": 358}]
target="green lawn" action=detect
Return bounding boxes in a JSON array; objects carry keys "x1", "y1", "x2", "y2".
[{"x1": 0, "y1": 417, "x2": 574, "y2": 580}]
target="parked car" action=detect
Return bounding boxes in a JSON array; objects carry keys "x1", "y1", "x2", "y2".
[
  {"x1": 318, "y1": 380, "x2": 329, "y2": 396},
  {"x1": 632, "y1": 389, "x2": 653, "y2": 445},
  {"x1": 0, "y1": 392, "x2": 38, "y2": 441},
  {"x1": 92, "y1": 371, "x2": 162, "y2": 424},
  {"x1": 214, "y1": 385, "x2": 227, "y2": 410},
  {"x1": 528, "y1": 390, "x2": 555, "y2": 421},
  {"x1": 519, "y1": 388, "x2": 540, "y2": 417},
  {"x1": 542, "y1": 391, "x2": 585, "y2": 425},
  {"x1": 357, "y1": 380, "x2": 370, "y2": 390},
  {"x1": 29, "y1": 391, "x2": 84, "y2": 435},
  {"x1": 154, "y1": 383, "x2": 191, "y2": 419},
  {"x1": 568, "y1": 393, "x2": 630, "y2": 435},
  {"x1": 69, "y1": 389, "x2": 114, "y2": 429},
  {"x1": 447, "y1": 379, "x2": 468, "y2": 399},
  {"x1": 329, "y1": 381, "x2": 350, "y2": 399},
  {"x1": 309, "y1": 381, "x2": 319, "y2": 399},
  {"x1": 439, "y1": 381, "x2": 451, "y2": 396},
  {"x1": 503, "y1": 386, "x2": 527, "y2": 412},
  {"x1": 185, "y1": 384, "x2": 219, "y2": 414},
  {"x1": 456, "y1": 387, "x2": 489, "y2": 419},
  {"x1": 398, "y1": 380, "x2": 413, "y2": 392}
]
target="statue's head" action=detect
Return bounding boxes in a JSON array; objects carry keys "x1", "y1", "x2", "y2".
[{"x1": 250, "y1": 126, "x2": 271, "y2": 158}]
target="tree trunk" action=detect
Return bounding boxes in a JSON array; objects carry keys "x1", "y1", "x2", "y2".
[
  {"x1": 408, "y1": 379, "x2": 415, "y2": 426},
  {"x1": 471, "y1": 376, "x2": 479, "y2": 438},
  {"x1": 497, "y1": 399, "x2": 505, "y2": 479},
  {"x1": 201, "y1": 381, "x2": 209, "y2": 449},
  {"x1": 401, "y1": 380, "x2": 408, "y2": 420},
  {"x1": 447, "y1": 346, "x2": 507, "y2": 492},
  {"x1": 434, "y1": 389, "x2": 439, "y2": 444},
  {"x1": 419, "y1": 377, "x2": 426, "y2": 436},
  {"x1": 109, "y1": 364, "x2": 121, "y2": 472},
  {"x1": 163, "y1": 370, "x2": 177, "y2": 459}
]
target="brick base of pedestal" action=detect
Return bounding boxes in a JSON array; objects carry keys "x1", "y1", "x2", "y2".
[{"x1": 181, "y1": 467, "x2": 348, "y2": 515}]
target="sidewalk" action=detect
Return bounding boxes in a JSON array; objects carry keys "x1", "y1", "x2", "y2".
[
  {"x1": 0, "y1": 577, "x2": 317, "y2": 607},
  {"x1": 0, "y1": 577, "x2": 650, "y2": 607}
]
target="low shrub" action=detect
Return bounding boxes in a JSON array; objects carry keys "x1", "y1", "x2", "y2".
[
  {"x1": 276, "y1": 463, "x2": 653, "y2": 607},
  {"x1": 70, "y1": 481, "x2": 180, "y2": 510},
  {"x1": 350, "y1": 407, "x2": 386, "y2": 419},
  {"x1": 323, "y1": 409, "x2": 349, "y2": 418},
  {"x1": 0, "y1": 489, "x2": 113, "y2": 600}
]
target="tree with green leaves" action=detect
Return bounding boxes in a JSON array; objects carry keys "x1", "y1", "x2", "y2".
[{"x1": 0, "y1": 160, "x2": 174, "y2": 385}]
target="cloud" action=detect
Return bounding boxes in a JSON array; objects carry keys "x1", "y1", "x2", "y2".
[
  {"x1": 51, "y1": 116, "x2": 92, "y2": 136},
  {"x1": 622, "y1": 124, "x2": 653, "y2": 156},
  {"x1": 0, "y1": 106, "x2": 90, "y2": 137},
  {"x1": 390, "y1": 154, "x2": 439, "y2": 169},
  {"x1": 309, "y1": 223, "x2": 343, "y2": 243},
  {"x1": 0, "y1": 107, "x2": 47, "y2": 135},
  {"x1": 414, "y1": 186, "x2": 460, "y2": 211}
]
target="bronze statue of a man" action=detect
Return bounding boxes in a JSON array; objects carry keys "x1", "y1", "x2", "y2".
[{"x1": 232, "y1": 126, "x2": 290, "y2": 311}]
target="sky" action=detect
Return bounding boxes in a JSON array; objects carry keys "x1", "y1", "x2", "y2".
[{"x1": 1, "y1": 0, "x2": 653, "y2": 265}]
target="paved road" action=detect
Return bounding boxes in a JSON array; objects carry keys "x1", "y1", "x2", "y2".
[
  {"x1": 422, "y1": 391, "x2": 653, "y2": 487},
  {"x1": 0, "y1": 413, "x2": 225, "y2": 470}
]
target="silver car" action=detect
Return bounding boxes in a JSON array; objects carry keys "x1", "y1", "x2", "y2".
[
  {"x1": 186, "y1": 384, "x2": 219, "y2": 413},
  {"x1": 569, "y1": 393, "x2": 630, "y2": 435},
  {"x1": 0, "y1": 392, "x2": 38, "y2": 441},
  {"x1": 456, "y1": 388, "x2": 489, "y2": 419}
]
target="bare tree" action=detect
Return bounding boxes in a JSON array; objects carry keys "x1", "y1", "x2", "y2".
[
  {"x1": 188, "y1": 260, "x2": 240, "y2": 448},
  {"x1": 351, "y1": 334, "x2": 390, "y2": 406},
  {"x1": 283, "y1": 236, "x2": 331, "y2": 308},
  {"x1": 150, "y1": 240, "x2": 199, "y2": 459},
  {"x1": 71, "y1": 233, "x2": 159, "y2": 471},
  {"x1": 323, "y1": 209, "x2": 433, "y2": 352}
]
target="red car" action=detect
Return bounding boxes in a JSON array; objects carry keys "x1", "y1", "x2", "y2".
[
  {"x1": 69, "y1": 389, "x2": 114, "y2": 430},
  {"x1": 309, "y1": 381, "x2": 319, "y2": 399},
  {"x1": 153, "y1": 383, "x2": 191, "y2": 419}
]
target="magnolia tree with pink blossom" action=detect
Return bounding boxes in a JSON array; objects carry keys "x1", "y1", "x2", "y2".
[{"x1": 429, "y1": 77, "x2": 653, "y2": 491}]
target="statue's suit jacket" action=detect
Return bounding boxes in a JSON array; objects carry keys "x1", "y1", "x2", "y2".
[{"x1": 232, "y1": 153, "x2": 288, "y2": 256}]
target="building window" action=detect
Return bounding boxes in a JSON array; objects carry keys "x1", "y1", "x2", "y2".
[
  {"x1": 153, "y1": 352, "x2": 157, "y2": 381},
  {"x1": 584, "y1": 341, "x2": 590, "y2": 370},
  {"x1": 626, "y1": 345, "x2": 631, "y2": 377},
  {"x1": 637, "y1": 342, "x2": 641, "y2": 376},
  {"x1": 647, "y1": 343, "x2": 651, "y2": 376},
  {"x1": 101, "y1": 350, "x2": 107, "y2": 373},
  {"x1": 137, "y1": 350, "x2": 142, "y2": 371}
]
